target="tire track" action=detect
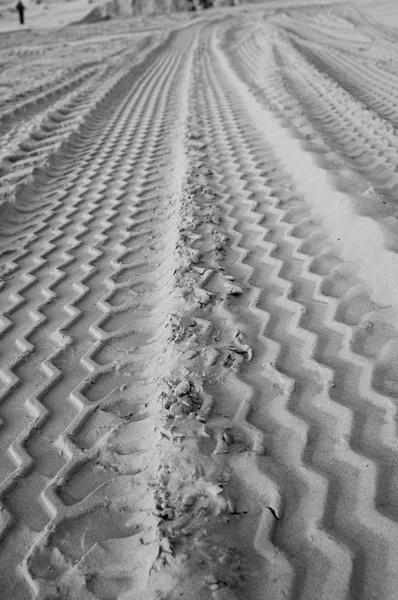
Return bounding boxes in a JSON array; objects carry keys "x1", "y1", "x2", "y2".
[
  {"x1": 294, "y1": 40, "x2": 398, "y2": 128},
  {"x1": 0, "y1": 38, "x2": 162, "y2": 203},
  {"x1": 238, "y1": 22, "x2": 398, "y2": 205},
  {"x1": 0, "y1": 30, "x2": 180, "y2": 285},
  {"x1": 0, "y1": 64, "x2": 100, "y2": 136},
  {"x1": 22, "y1": 26, "x2": 202, "y2": 596},
  {"x1": 1, "y1": 9, "x2": 398, "y2": 600},
  {"x1": 274, "y1": 39, "x2": 398, "y2": 198},
  {"x1": 197, "y1": 25, "x2": 350, "y2": 599},
  {"x1": 0, "y1": 28, "x2": 199, "y2": 599},
  {"x1": 196, "y1": 21, "x2": 398, "y2": 600},
  {"x1": 229, "y1": 20, "x2": 398, "y2": 272}
]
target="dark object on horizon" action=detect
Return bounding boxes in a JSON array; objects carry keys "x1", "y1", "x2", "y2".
[
  {"x1": 16, "y1": 0, "x2": 25, "y2": 24},
  {"x1": 187, "y1": 0, "x2": 213, "y2": 10}
]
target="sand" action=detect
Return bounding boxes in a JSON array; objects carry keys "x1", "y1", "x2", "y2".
[{"x1": 1, "y1": 1, "x2": 398, "y2": 599}]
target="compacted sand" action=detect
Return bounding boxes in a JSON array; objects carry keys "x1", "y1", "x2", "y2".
[{"x1": 1, "y1": 1, "x2": 398, "y2": 598}]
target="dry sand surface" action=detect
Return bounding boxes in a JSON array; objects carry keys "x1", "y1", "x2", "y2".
[{"x1": 2, "y1": 0, "x2": 398, "y2": 598}]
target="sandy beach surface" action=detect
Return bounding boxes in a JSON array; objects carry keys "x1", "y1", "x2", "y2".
[{"x1": 1, "y1": 0, "x2": 398, "y2": 598}]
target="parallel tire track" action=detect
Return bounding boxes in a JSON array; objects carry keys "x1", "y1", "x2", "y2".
[
  {"x1": 1, "y1": 9, "x2": 398, "y2": 600},
  {"x1": 0, "y1": 39, "x2": 161, "y2": 203},
  {"x1": 197, "y1": 21, "x2": 398, "y2": 600},
  {"x1": 0, "y1": 27, "x2": 198, "y2": 599}
]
